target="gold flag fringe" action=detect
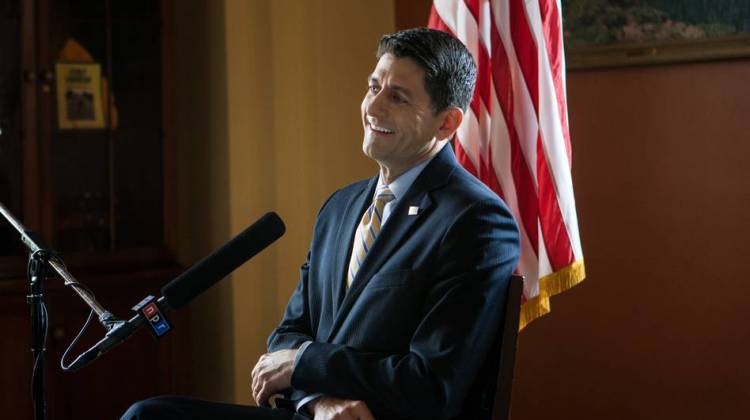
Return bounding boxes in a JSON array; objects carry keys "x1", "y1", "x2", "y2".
[{"x1": 519, "y1": 260, "x2": 586, "y2": 330}]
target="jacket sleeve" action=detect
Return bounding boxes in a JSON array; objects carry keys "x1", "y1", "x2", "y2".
[
  {"x1": 267, "y1": 256, "x2": 315, "y2": 352},
  {"x1": 264, "y1": 252, "x2": 319, "y2": 413},
  {"x1": 290, "y1": 199, "x2": 520, "y2": 420},
  {"x1": 267, "y1": 189, "x2": 339, "y2": 351},
  {"x1": 264, "y1": 193, "x2": 338, "y2": 412}
]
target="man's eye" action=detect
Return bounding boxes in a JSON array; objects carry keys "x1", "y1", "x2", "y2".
[
  {"x1": 368, "y1": 85, "x2": 380, "y2": 94},
  {"x1": 392, "y1": 93, "x2": 406, "y2": 103}
]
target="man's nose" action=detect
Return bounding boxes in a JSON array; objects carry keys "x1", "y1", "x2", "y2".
[{"x1": 366, "y1": 91, "x2": 387, "y2": 118}]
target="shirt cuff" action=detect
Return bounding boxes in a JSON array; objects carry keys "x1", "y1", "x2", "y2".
[{"x1": 295, "y1": 393, "x2": 323, "y2": 414}]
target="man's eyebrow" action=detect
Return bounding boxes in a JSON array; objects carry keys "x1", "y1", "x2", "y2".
[
  {"x1": 390, "y1": 85, "x2": 413, "y2": 98},
  {"x1": 368, "y1": 75, "x2": 413, "y2": 97}
]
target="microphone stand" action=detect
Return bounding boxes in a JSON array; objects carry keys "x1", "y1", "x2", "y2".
[{"x1": 0, "y1": 202, "x2": 123, "y2": 420}]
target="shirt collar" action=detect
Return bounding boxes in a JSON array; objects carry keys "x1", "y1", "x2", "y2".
[{"x1": 376, "y1": 143, "x2": 446, "y2": 202}]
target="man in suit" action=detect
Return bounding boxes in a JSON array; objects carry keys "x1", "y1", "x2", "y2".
[{"x1": 122, "y1": 28, "x2": 519, "y2": 420}]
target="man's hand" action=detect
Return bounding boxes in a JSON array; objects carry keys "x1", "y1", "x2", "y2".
[
  {"x1": 251, "y1": 348, "x2": 298, "y2": 406},
  {"x1": 309, "y1": 397, "x2": 374, "y2": 420}
]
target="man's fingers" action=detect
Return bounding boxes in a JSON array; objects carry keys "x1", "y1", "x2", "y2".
[
  {"x1": 251, "y1": 353, "x2": 270, "y2": 404},
  {"x1": 252, "y1": 381, "x2": 260, "y2": 404},
  {"x1": 251, "y1": 356, "x2": 260, "y2": 377},
  {"x1": 251, "y1": 357, "x2": 262, "y2": 394},
  {"x1": 351, "y1": 401, "x2": 374, "y2": 420},
  {"x1": 311, "y1": 398, "x2": 374, "y2": 420},
  {"x1": 251, "y1": 368, "x2": 261, "y2": 396},
  {"x1": 254, "y1": 370, "x2": 278, "y2": 407},
  {"x1": 256, "y1": 383, "x2": 271, "y2": 408},
  {"x1": 250, "y1": 349, "x2": 299, "y2": 407},
  {"x1": 253, "y1": 372, "x2": 270, "y2": 404}
]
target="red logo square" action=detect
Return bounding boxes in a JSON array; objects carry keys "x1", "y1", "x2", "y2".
[{"x1": 143, "y1": 302, "x2": 158, "y2": 318}]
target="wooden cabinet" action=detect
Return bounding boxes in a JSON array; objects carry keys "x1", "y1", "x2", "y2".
[{"x1": 0, "y1": 0, "x2": 189, "y2": 418}]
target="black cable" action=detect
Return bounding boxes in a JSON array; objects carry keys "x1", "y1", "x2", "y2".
[
  {"x1": 60, "y1": 308, "x2": 95, "y2": 372},
  {"x1": 25, "y1": 249, "x2": 104, "y2": 374},
  {"x1": 27, "y1": 249, "x2": 50, "y2": 405},
  {"x1": 30, "y1": 302, "x2": 48, "y2": 405},
  {"x1": 51, "y1": 254, "x2": 106, "y2": 371}
]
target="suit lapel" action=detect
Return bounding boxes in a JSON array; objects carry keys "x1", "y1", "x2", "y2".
[
  {"x1": 331, "y1": 177, "x2": 377, "y2": 316},
  {"x1": 326, "y1": 145, "x2": 458, "y2": 341},
  {"x1": 340, "y1": 188, "x2": 433, "y2": 301}
]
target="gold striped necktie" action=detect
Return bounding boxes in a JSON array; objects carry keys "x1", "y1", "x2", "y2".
[{"x1": 347, "y1": 186, "x2": 395, "y2": 288}]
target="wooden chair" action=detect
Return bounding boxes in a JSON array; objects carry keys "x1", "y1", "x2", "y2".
[{"x1": 462, "y1": 274, "x2": 524, "y2": 420}]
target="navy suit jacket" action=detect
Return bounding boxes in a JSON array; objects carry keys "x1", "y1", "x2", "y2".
[{"x1": 268, "y1": 145, "x2": 520, "y2": 419}]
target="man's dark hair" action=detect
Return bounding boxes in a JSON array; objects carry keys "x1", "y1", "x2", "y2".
[{"x1": 376, "y1": 28, "x2": 477, "y2": 113}]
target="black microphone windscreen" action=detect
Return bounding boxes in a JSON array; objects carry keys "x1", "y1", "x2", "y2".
[{"x1": 162, "y1": 212, "x2": 285, "y2": 309}]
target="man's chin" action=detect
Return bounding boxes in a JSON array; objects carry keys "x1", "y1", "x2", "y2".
[{"x1": 362, "y1": 139, "x2": 387, "y2": 161}]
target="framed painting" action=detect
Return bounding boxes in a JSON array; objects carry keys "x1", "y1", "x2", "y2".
[{"x1": 563, "y1": 0, "x2": 750, "y2": 70}]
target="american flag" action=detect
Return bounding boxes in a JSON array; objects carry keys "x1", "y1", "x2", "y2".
[{"x1": 428, "y1": 0, "x2": 585, "y2": 329}]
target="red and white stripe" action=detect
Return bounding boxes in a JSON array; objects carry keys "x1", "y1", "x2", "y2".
[{"x1": 429, "y1": 0, "x2": 584, "y2": 327}]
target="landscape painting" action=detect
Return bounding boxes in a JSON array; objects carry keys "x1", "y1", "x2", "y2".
[{"x1": 562, "y1": 0, "x2": 750, "y2": 69}]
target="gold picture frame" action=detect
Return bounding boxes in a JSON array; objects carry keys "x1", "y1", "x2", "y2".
[
  {"x1": 566, "y1": 34, "x2": 750, "y2": 70},
  {"x1": 55, "y1": 62, "x2": 105, "y2": 129},
  {"x1": 563, "y1": 1, "x2": 750, "y2": 71}
]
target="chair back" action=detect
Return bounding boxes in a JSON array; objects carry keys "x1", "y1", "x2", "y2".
[
  {"x1": 490, "y1": 274, "x2": 523, "y2": 420},
  {"x1": 460, "y1": 274, "x2": 523, "y2": 420}
]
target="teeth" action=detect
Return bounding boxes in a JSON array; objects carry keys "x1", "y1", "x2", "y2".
[{"x1": 369, "y1": 123, "x2": 394, "y2": 134}]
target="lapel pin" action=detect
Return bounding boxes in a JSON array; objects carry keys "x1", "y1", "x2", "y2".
[{"x1": 408, "y1": 206, "x2": 420, "y2": 216}]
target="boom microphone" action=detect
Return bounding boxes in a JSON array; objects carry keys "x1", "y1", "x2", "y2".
[
  {"x1": 162, "y1": 211, "x2": 285, "y2": 309},
  {"x1": 66, "y1": 212, "x2": 285, "y2": 371}
]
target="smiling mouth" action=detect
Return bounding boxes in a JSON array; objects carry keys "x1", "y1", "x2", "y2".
[{"x1": 367, "y1": 122, "x2": 395, "y2": 134}]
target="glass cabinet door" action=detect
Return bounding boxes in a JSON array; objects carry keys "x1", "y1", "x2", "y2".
[
  {"x1": 0, "y1": 0, "x2": 169, "y2": 270},
  {"x1": 42, "y1": 0, "x2": 165, "y2": 253},
  {"x1": 0, "y1": 0, "x2": 23, "y2": 257}
]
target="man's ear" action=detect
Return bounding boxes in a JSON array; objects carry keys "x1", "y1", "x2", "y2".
[{"x1": 436, "y1": 107, "x2": 464, "y2": 141}]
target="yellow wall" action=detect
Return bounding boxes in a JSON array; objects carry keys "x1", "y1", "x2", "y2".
[
  {"x1": 174, "y1": 0, "x2": 234, "y2": 401},
  {"x1": 175, "y1": 0, "x2": 394, "y2": 404}
]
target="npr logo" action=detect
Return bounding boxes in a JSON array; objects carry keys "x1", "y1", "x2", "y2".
[{"x1": 133, "y1": 296, "x2": 171, "y2": 338}]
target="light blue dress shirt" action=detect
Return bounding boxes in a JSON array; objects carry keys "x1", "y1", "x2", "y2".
[{"x1": 376, "y1": 155, "x2": 434, "y2": 228}]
